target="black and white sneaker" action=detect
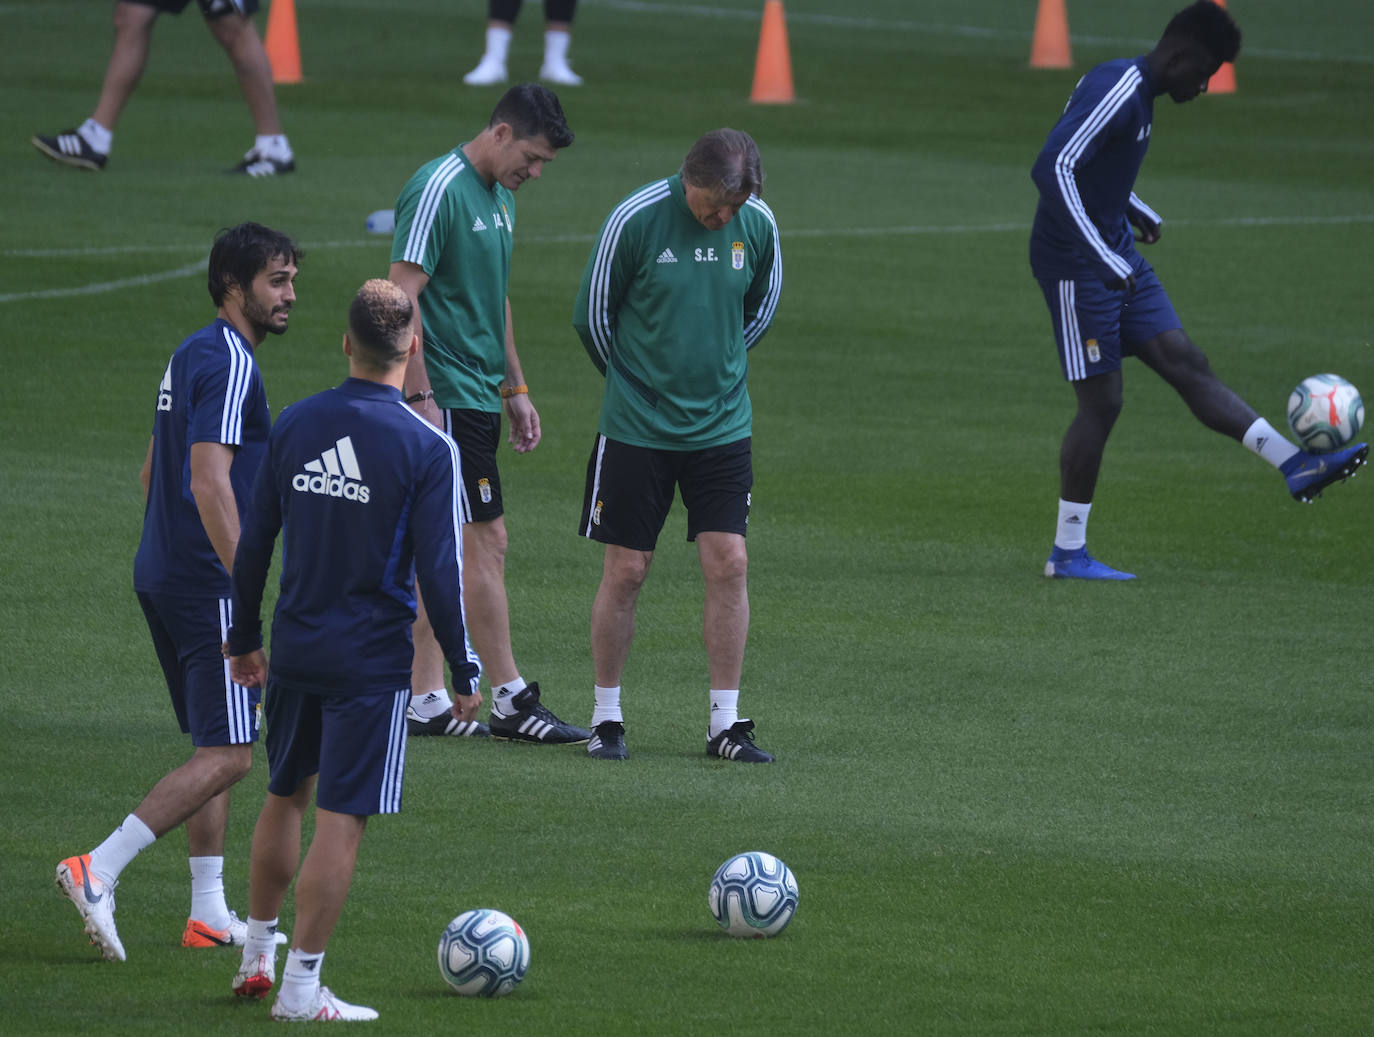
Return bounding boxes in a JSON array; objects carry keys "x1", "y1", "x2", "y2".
[
  {"x1": 488, "y1": 683, "x2": 591, "y2": 744},
  {"x1": 405, "y1": 705, "x2": 490, "y2": 737},
  {"x1": 706, "y1": 720, "x2": 774, "y2": 763},
  {"x1": 586, "y1": 721, "x2": 627, "y2": 760},
  {"x1": 231, "y1": 148, "x2": 295, "y2": 177},
  {"x1": 32, "y1": 130, "x2": 107, "y2": 171}
]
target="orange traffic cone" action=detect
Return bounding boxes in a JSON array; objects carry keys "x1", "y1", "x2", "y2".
[
  {"x1": 1206, "y1": 0, "x2": 1235, "y2": 93},
  {"x1": 750, "y1": 0, "x2": 794, "y2": 104},
  {"x1": 265, "y1": 0, "x2": 302, "y2": 84},
  {"x1": 1030, "y1": 0, "x2": 1072, "y2": 69}
]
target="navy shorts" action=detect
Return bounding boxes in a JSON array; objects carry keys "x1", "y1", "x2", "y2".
[
  {"x1": 441, "y1": 407, "x2": 502, "y2": 523},
  {"x1": 263, "y1": 680, "x2": 409, "y2": 816},
  {"x1": 580, "y1": 435, "x2": 752, "y2": 552},
  {"x1": 137, "y1": 592, "x2": 260, "y2": 746},
  {"x1": 1037, "y1": 258, "x2": 1182, "y2": 381},
  {"x1": 130, "y1": 0, "x2": 260, "y2": 18}
]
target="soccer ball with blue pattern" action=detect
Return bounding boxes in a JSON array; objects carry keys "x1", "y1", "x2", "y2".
[
  {"x1": 708, "y1": 851, "x2": 799, "y2": 938},
  {"x1": 1287, "y1": 373, "x2": 1364, "y2": 453},
  {"x1": 437, "y1": 908, "x2": 530, "y2": 996}
]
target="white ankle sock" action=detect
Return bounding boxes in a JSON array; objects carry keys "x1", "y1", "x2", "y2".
[
  {"x1": 482, "y1": 26, "x2": 512, "y2": 65},
  {"x1": 254, "y1": 134, "x2": 292, "y2": 160},
  {"x1": 189, "y1": 856, "x2": 231, "y2": 928},
  {"x1": 279, "y1": 949, "x2": 325, "y2": 1007},
  {"x1": 89, "y1": 812, "x2": 155, "y2": 886},
  {"x1": 709, "y1": 690, "x2": 739, "y2": 738},
  {"x1": 245, "y1": 916, "x2": 281, "y2": 960},
  {"x1": 1243, "y1": 417, "x2": 1300, "y2": 468},
  {"x1": 410, "y1": 688, "x2": 453, "y2": 718},
  {"x1": 544, "y1": 29, "x2": 571, "y2": 66},
  {"x1": 1054, "y1": 498, "x2": 1091, "y2": 551},
  {"x1": 591, "y1": 685, "x2": 622, "y2": 727},
  {"x1": 493, "y1": 676, "x2": 527, "y2": 716},
  {"x1": 79, "y1": 118, "x2": 112, "y2": 154}
]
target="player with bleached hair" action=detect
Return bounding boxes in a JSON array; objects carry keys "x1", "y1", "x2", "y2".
[{"x1": 227, "y1": 279, "x2": 481, "y2": 1021}]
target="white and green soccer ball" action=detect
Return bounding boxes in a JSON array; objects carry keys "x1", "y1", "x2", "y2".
[
  {"x1": 708, "y1": 851, "x2": 799, "y2": 938},
  {"x1": 438, "y1": 908, "x2": 529, "y2": 997},
  {"x1": 1287, "y1": 373, "x2": 1364, "y2": 454}
]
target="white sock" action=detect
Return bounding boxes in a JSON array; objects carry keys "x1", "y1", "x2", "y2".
[
  {"x1": 410, "y1": 688, "x2": 453, "y2": 718},
  {"x1": 245, "y1": 916, "x2": 282, "y2": 961},
  {"x1": 709, "y1": 689, "x2": 739, "y2": 738},
  {"x1": 279, "y1": 949, "x2": 324, "y2": 1008},
  {"x1": 493, "y1": 676, "x2": 527, "y2": 716},
  {"x1": 1243, "y1": 417, "x2": 1300, "y2": 469},
  {"x1": 544, "y1": 28, "x2": 572, "y2": 66},
  {"x1": 1054, "y1": 498, "x2": 1091, "y2": 551},
  {"x1": 79, "y1": 118, "x2": 112, "y2": 155},
  {"x1": 591, "y1": 684, "x2": 622, "y2": 727},
  {"x1": 189, "y1": 856, "x2": 231, "y2": 928},
  {"x1": 254, "y1": 134, "x2": 292, "y2": 160},
  {"x1": 482, "y1": 26, "x2": 513, "y2": 65},
  {"x1": 89, "y1": 812, "x2": 156, "y2": 886}
]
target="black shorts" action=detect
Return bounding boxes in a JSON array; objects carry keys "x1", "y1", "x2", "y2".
[
  {"x1": 579, "y1": 435, "x2": 752, "y2": 552},
  {"x1": 130, "y1": 0, "x2": 259, "y2": 19},
  {"x1": 441, "y1": 407, "x2": 504, "y2": 523}
]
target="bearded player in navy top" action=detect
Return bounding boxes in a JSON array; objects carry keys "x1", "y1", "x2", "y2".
[
  {"x1": 225, "y1": 279, "x2": 480, "y2": 1022},
  {"x1": 1030, "y1": 1, "x2": 1367, "y2": 581},
  {"x1": 56, "y1": 223, "x2": 301, "y2": 965}
]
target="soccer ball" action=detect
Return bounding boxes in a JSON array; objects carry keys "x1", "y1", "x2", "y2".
[
  {"x1": 1287, "y1": 373, "x2": 1364, "y2": 453},
  {"x1": 708, "y1": 851, "x2": 799, "y2": 938},
  {"x1": 437, "y1": 909, "x2": 530, "y2": 997}
]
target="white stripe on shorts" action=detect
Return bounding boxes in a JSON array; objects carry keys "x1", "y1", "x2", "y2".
[
  {"x1": 1056, "y1": 280, "x2": 1087, "y2": 382},
  {"x1": 218, "y1": 597, "x2": 254, "y2": 744},
  {"x1": 379, "y1": 690, "x2": 409, "y2": 814},
  {"x1": 583, "y1": 435, "x2": 608, "y2": 538}
]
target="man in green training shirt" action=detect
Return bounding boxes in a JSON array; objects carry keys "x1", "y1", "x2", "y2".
[
  {"x1": 572, "y1": 128, "x2": 783, "y2": 764},
  {"x1": 389, "y1": 83, "x2": 588, "y2": 745}
]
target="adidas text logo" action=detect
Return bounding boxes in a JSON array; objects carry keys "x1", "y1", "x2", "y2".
[
  {"x1": 292, "y1": 436, "x2": 371, "y2": 503},
  {"x1": 472, "y1": 216, "x2": 487, "y2": 232},
  {"x1": 656, "y1": 248, "x2": 677, "y2": 264}
]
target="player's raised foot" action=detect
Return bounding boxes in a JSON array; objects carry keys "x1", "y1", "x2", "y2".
[
  {"x1": 55, "y1": 854, "x2": 125, "y2": 962},
  {"x1": 231, "y1": 147, "x2": 295, "y2": 178},
  {"x1": 184, "y1": 910, "x2": 289, "y2": 948},
  {"x1": 232, "y1": 951, "x2": 277, "y2": 1000},
  {"x1": 1043, "y1": 546, "x2": 1136, "y2": 581},
  {"x1": 488, "y1": 683, "x2": 591, "y2": 744},
  {"x1": 707, "y1": 720, "x2": 775, "y2": 763},
  {"x1": 539, "y1": 61, "x2": 583, "y2": 86},
  {"x1": 405, "y1": 705, "x2": 490, "y2": 738},
  {"x1": 32, "y1": 130, "x2": 107, "y2": 171},
  {"x1": 270, "y1": 986, "x2": 378, "y2": 1022},
  {"x1": 586, "y1": 721, "x2": 627, "y2": 760},
  {"x1": 462, "y1": 58, "x2": 508, "y2": 86},
  {"x1": 1281, "y1": 443, "x2": 1368, "y2": 503}
]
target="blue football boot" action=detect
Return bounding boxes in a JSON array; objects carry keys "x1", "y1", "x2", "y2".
[
  {"x1": 1281, "y1": 443, "x2": 1368, "y2": 503},
  {"x1": 1044, "y1": 546, "x2": 1136, "y2": 581}
]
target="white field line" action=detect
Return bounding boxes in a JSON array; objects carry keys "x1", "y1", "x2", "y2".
[
  {"x1": 583, "y1": 0, "x2": 1374, "y2": 64},
  {"x1": 4, "y1": 214, "x2": 1373, "y2": 304}
]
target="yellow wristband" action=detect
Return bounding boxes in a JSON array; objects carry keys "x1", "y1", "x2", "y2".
[{"x1": 500, "y1": 384, "x2": 529, "y2": 399}]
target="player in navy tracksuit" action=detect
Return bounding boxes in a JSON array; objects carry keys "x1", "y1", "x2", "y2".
[
  {"x1": 1031, "y1": 1, "x2": 1367, "y2": 581},
  {"x1": 226, "y1": 279, "x2": 480, "y2": 1022},
  {"x1": 56, "y1": 222, "x2": 301, "y2": 964}
]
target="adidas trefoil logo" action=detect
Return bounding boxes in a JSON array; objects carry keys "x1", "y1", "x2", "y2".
[
  {"x1": 292, "y1": 436, "x2": 371, "y2": 503},
  {"x1": 656, "y1": 248, "x2": 677, "y2": 264},
  {"x1": 472, "y1": 216, "x2": 488, "y2": 232}
]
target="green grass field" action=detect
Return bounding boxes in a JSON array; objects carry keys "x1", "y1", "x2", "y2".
[{"x1": 3, "y1": 0, "x2": 1372, "y2": 1032}]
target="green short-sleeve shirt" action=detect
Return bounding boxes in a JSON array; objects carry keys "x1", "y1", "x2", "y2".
[{"x1": 392, "y1": 146, "x2": 515, "y2": 412}]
